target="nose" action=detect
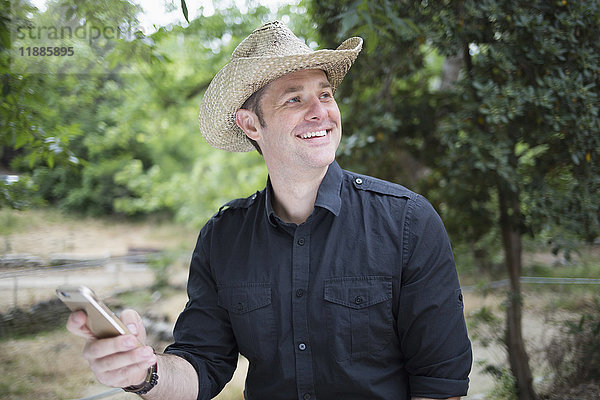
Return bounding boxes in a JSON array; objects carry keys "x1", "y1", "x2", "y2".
[{"x1": 305, "y1": 95, "x2": 328, "y2": 121}]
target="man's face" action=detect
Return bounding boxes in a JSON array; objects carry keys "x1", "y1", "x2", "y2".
[{"x1": 250, "y1": 69, "x2": 342, "y2": 174}]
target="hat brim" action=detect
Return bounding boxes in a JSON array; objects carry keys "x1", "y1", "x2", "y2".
[{"x1": 199, "y1": 37, "x2": 363, "y2": 152}]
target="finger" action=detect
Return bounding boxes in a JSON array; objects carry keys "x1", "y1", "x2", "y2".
[
  {"x1": 120, "y1": 308, "x2": 147, "y2": 345},
  {"x1": 92, "y1": 345, "x2": 156, "y2": 375},
  {"x1": 66, "y1": 311, "x2": 95, "y2": 340},
  {"x1": 83, "y1": 334, "x2": 139, "y2": 361},
  {"x1": 95, "y1": 359, "x2": 155, "y2": 388}
]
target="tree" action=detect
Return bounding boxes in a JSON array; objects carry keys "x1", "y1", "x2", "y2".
[
  {"x1": 310, "y1": 1, "x2": 600, "y2": 399},
  {"x1": 1, "y1": 0, "x2": 150, "y2": 213},
  {"x1": 2, "y1": 0, "x2": 317, "y2": 227},
  {"x1": 1, "y1": 0, "x2": 75, "y2": 172},
  {"x1": 423, "y1": 3, "x2": 599, "y2": 398},
  {"x1": 110, "y1": 3, "x2": 320, "y2": 227}
]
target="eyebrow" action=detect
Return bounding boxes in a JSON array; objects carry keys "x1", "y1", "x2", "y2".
[{"x1": 281, "y1": 81, "x2": 332, "y2": 96}]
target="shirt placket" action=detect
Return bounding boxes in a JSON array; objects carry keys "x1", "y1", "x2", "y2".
[{"x1": 292, "y1": 222, "x2": 316, "y2": 400}]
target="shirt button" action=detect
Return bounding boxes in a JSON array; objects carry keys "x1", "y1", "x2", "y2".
[
  {"x1": 296, "y1": 289, "x2": 305, "y2": 298},
  {"x1": 235, "y1": 302, "x2": 244, "y2": 312},
  {"x1": 303, "y1": 394, "x2": 312, "y2": 400},
  {"x1": 298, "y1": 343, "x2": 306, "y2": 351},
  {"x1": 297, "y1": 238, "x2": 305, "y2": 246},
  {"x1": 355, "y1": 296, "x2": 364, "y2": 305},
  {"x1": 355, "y1": 177, "x2": 363, "y2": 185}
]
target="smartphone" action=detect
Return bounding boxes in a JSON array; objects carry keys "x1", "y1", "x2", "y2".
[{"x1": 56, "y1": 285, "x2": 131, "y2": 339}]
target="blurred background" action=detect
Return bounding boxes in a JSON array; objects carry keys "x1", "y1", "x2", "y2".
[{"x1": 1, "y1": 0, "x2": 599, "y2": 399}]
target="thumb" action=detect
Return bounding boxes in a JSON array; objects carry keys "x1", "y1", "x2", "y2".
[
  {"x1": 66, "y1": 310, "x2": 96, "y2": 340},
  {"x1": 119, "y1": 308, "x2": 147, "y2": 345}
]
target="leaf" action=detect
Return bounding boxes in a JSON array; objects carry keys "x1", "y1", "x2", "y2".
[
  {"x1": 181, "y1": 0, "x2": 189, "y2": 23},
  {"x1": 14, "y1": 132, "x2": 29, "y2": 149},
  {"x1": 65, "y1": 6, "x2": 75, "y2": 21},
  {"x1": 47, "y1": 154, "x2": 55, "y2": 169}
]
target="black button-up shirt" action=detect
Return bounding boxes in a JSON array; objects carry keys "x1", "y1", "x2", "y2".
[{"x1": 165, "y1": 161, "x2": 472, "y2": 400}]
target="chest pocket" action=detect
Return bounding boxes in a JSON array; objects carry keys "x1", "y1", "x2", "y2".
[
  {"x1": 217, "y1": 283, "x2": 276, "y2": 363},
  {"x1": 324, "y1": 276, "x2": 393, "y2": 362}
]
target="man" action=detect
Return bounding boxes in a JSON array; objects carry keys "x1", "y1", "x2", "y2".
[{"x1": 67, "y1": 21, "x2": 472, "y2": 399}]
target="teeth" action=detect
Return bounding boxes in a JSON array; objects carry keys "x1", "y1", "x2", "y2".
[{"x1": 300, "y1": 130, "x2": 327, "y2": 139}]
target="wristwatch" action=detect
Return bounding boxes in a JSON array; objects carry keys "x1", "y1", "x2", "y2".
[{"x1": 123, "y1": 362, "x2": 158, "y2": 395}]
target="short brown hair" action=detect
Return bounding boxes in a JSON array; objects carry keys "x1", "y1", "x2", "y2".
[{"x1": 240, "y1": 85, "x2": 268, "y2": 154}]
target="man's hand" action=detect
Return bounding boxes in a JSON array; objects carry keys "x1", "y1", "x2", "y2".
[{"x1": 67, "y1": 308, "x2": 157, "y2": 388}]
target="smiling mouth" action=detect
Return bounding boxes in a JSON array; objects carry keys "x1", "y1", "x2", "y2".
[{"x1": 299, "y1": 129, "x2": 329, "y2": 139}]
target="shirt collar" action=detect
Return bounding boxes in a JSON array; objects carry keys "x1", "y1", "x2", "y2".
[
  {"x1": 314, "y1": 160, "x2": 343, "y2": 216},
  {"x1": 265, "y1": 177, "x2": 278, "y2": 227},
  {"x1": 265, "y1": 161, "x2": 343, "y2": 226}
]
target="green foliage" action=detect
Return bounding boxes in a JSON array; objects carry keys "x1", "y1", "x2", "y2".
[
  {"x1": 0, "y1": 207, "x2": 29, "y2": 236},
  {"x1": 1, "y1": 0, "x2": 142, "y2": 171},
  {"x1": 147, "y1": 251, "x2": 178, "y2": 290},
  {"x1": 310, "y1": 0, "x2": 435, "y2": 185},
  {"x1": 114, "y1": 289, "x2": 154, "y2": 309},
  {"x1": 2, "y1": 0, "x2": 146, "y2": 214},
  {"x1": 0, "y1": 175, "x2": 41, "y2": 210},
  {"x1": 468, "y1": 306, "x2": 519, "y2": 399},
  {"x1": 4, "y1": 0, "x2": 595, "y2": 236},
  {"x1": 545, "y1": 297, "x2": 600, "y2": 391},
  {"x1": 314, "y1": 3, "x2": 599, "y2": 396},
  {"x1": 468, "y1": 306, "x2": 504, "y2": 348},
  {"x1": 428, "y1": 0, "x2": 600, "y2": 247},
  {"x1": 488, "y1": 369, "x2": 518, "y2": 400},
  {"x1": 1, "y1": 1, "x2": 316, "y2": 226},
  {"x1": 311, "y1": 0, "x2": 599, "y2": 256},
  {"x1": 103, "y1": 6, "x2": 281, "y2": 226}
]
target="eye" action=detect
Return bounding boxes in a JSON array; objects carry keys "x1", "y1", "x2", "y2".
[
  {"x1": 320, "y1": 91, "x2": 333, "y2": 99},
  {"x1": 286, "y1": 96, "x2": 300, "y2": 104}
]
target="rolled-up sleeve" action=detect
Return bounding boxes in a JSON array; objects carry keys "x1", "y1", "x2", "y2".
[
  {"x1": 164, "y1": 221, "x2": 238, "y2": 400},
  {"x1": 398, "y1": 195, "x2": 472, "y2": 398}
]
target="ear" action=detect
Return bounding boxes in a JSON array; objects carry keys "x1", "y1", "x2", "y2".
[{"x1": 235, "y1": 109, "x2": 261, "y2": 141}]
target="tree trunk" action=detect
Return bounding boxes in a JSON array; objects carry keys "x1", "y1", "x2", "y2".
[{"x1": 498, "y1": 187, "x2": 537, "y2": 400}]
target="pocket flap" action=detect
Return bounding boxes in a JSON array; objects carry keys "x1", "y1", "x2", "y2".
[
  {"x1": 218, "y1": 283, "x2": 272, "y2": 314},
  {"x1": 324, "y1": 276, "x2": 392, "y2": 309}
]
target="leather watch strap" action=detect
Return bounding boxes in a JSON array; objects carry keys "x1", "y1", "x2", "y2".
[{"x1": 122, "y1": 362, "x2": 158, "y2": 395}]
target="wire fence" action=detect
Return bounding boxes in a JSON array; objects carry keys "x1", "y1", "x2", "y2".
[
  {"x1": 0, "y1": 252, "x2": 168, "y2": 400},
  {"x1": 462, "y1": 276, "x2": 600, "y2": 292},
  {"x1": 0, "y1": 253, "x2": 154, "y2": 279},
  {"x1": 2, "y1": 255, "x2": 599, "y2": 400},
  {"x1": 73, "y1": 388, "x2": 124, "y2": 400},
  {"x1": 0, "y1": 252, "x2": 159, "y2": 310}
]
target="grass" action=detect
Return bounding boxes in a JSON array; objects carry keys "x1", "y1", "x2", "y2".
[
  {"x1": 0, "y1": 209, "x2": 38, "y2": 245},
  {"x1": 0, "y1": 206, "x2": 197, "y2": 398},
  {"x1": 0, "y1": 321, "x2": 244, "y2": 400},
  {"x1": 1, "y1": 206, "x2": 198, "y2": 257},
  {"x1": 520, "y1": 244, "x2": 600, "y2": 312},
  {"x1": 1, "y1": 206, "x2": 598, "y2": 399},
  {"x1": 0, "y1": 207, "x2": 76, "y2": 236},
  {"x1": 461, "y1": 240, "x2": 600, "y2": 398},
  {"x1": 0, "y1": 329, "x2": 96, "y2": 400},
  {"x1": 114, "y1": 288, "x2": 156, "y2": 308},
  {"x1": 523, "y1": 249, "x2": 600, "y2": 278}
]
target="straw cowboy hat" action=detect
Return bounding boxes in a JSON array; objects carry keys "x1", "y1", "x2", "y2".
[{"x1": 198, "y1": 20, "x2": 363, "y2": 152}]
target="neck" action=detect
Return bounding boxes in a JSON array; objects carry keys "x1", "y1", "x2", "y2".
[{"x1": 268, "y1": 164, "x2": 329, "y2": 225}]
